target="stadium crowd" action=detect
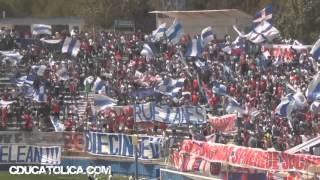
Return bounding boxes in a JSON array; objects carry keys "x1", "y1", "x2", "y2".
[{"x1": 0, "y1": 26, "x2": 319, "y2": 152}]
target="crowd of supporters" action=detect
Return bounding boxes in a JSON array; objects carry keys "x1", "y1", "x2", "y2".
[{"x1": 0, "y1": 26, "x2": 319, "y2": 152}]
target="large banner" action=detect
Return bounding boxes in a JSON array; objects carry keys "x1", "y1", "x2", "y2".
[
  {"x1": 134, "y1": 102, "x2": 206, "y2": 124},
  {"x1": 0, "y1": 132, "x2": 63, "y2": 145},
  {"x1": 0, "y1": 144, "x2": 61, "y2": 165},
  {"x1": 208, "y1": 114, "x2": 237, "y2": 132},
  {"x1": 85, "y1": 132, "x2": 163, "y2": 160},
  {"x1": 176, "y1": 140, "x2": 320, "y2": 173}
]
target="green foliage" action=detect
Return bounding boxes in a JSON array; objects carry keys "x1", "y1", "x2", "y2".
[{"x1": 0, "y1": 0, "x2": 318, "y2": 42}]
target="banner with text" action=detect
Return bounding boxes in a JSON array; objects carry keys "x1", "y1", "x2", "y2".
[
  {"x1": 134, "y1": 102, "x2": 206, "y2": 124},
  {"x1": 208, "y1": 114, "x2": 237, "y2": 132},
  {"x1": 176, "y1": 140, "x2": 320, "y2": 173},
  {"x1": 85, "y1": 132, "x2": 163, "y2": 160},
  {"x1": 0, "y1": 144, "x2": 61, "y2": 165}
]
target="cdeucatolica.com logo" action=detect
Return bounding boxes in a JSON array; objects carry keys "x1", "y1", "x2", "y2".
[{"x1": 9, "y1": 166, "x2": 112, "y2": 175}]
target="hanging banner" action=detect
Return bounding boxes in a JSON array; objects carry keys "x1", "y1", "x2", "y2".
[
  {"x1": 208, "y1": 114, "x2": 237, "y2": 132},
  {"x1": 0, "y1": 144, "x2": 61, "y2": 165},
  {"x1": 85, "y1": 132, "x2": 163, "y2": 160},
  {"x1": 176, "y1": 140, "x2": 320, "y2": 173},
  {"x1": 134, "y1": 102, "x2": 206, "y2": 124}
]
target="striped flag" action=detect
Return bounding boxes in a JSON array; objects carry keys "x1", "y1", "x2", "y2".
[
  {"x1": 165, "y1": 19, "x2": 183, "y2": 45},
  {"x1": 156, "y1": 78, "x2": 185, "y2": 97},
  {"x1": 233, "y1": 21, "x2": 279, "y2": 44},
  {"x1": 253, "y1": 5, "x2": 272, "y2": 27},
  {"x1": 93, "y1": 94, "x2": 117, "y2": 112},
  {"x1": 306, "y1": 73, "x2": 320, "y2": 100},
  {"x1": 61, "y1": 37, "x2": 81, "y2": 57},
  {"x1": 33, "y1": 85, "x2": 47, "y2": 102},
  {"x1": 275, "y1": 94, "x2": 294, "y2": 118},
  {"x1": 140, "y1": 43, "x2": 154, "y2": 58},
  {"x1": 152, "y1": 23, "x2": 166, "y2": 40},
  {"x1": 226, "y1": 98, "x2": 245, "y2": 114},
  {"x1": 310, "y1": 38, "x2": 320, "y2": 60},
  {"x1": 185, "y1": 39, "x2": 202, "y2": 57},
  {"x1": 32, "y1": 24, "x2": 52, "y2": 35},
  {"x1": 92, "y1": 77, "x2": 105, "y2": 94},
  {"x1": 201, "y1": 26, "x2": 214, "y2": 47}
]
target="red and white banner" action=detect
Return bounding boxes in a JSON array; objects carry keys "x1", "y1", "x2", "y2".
[
  {"x1": 208, "y1": 114, "x2": 236, "y2": 132},
  {"x1": 175, "y1": 140, "x2": 320, "y2": 173}
]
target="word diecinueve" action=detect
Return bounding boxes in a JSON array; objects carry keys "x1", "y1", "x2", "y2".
[{"x1": 9, "y1": 166, "x2": 112, "y2": 175}]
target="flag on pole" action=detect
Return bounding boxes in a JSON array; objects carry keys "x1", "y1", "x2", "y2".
[
  {"x1": 32, "y1": 24, "x2": 52, "y2": 35},
  {"x1": 275, "y1": 94, "x2": 294, "y2": 118},
  {"x1": 226, "y1": 98, "x2": 245, "y2": 114},
  {"x1": 50, "y1": 116, "x2": 64, "y2": 132},
  {"x1": 165, "y1": 19, "x2": 183, "y2": 45},
  {"x1": 32, "y1": 65, "x2": 47, "y2": 76},
  {"x1": 233, "y1": 21, "x2": 279, "y2": 44},
  {"x1": 61, "y1": 37, "x2": 81, "y2": 57},
  {"x1": 252, "y1": 5, "x2": 272, "y2": 27},
  {"x1": 92, "y1": 77, "x2": 105, "y2": 94},
  {"x1": 156, "y1": 78, "x2": 185, "y2": 97},
  {"x1": 185, "y1": 39, "x2": 203, "y2": 57},
  {"x1": 33, "y1": 85, "x2": 47, "y2": 102},
  {"x1": 152, "y1": 23, "x2": 166, "y2": 40},
  {"x1": 201, "y1": 26, "x2": 214, "y2": 47}
]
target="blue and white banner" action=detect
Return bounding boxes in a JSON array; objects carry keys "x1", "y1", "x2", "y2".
[
  {"x1": 85, "y1": 132, "x2": 163, "y2": 160},
  {"x1": 134, "y1": 102, "x2": 206, "y2": 124},
  {"x1": 165, "y1": 19, "x2": 183, "y2": 45},
  {"x1": 0, "y1": 144, "x2": 61, "y2": 165},
  {"x1": 212, "y1": 82, "x2": 227, "y2": 96},
  {"x1": 201, "y1": 26, "x2": 214, "y2": 46},
  {"x1": 311, "y1": 38, "x2": 320, "y2": 60},
  {"x1": 61, "y1": 37, "x2": 81, "y2": 57},
  {"x1": 40, "y1": 38, "x2": 62, "y2": 44},
  {"x1": 186, "y1": 39, "x2": 203, "y2": 57},
  {"x1": 32, "y1": 24, "x2": 52, "y2": 35},
  {"x1": 253, "y1": 4, "x2": 272, "y2": 27}
]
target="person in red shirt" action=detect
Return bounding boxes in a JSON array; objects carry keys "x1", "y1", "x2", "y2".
[
  {"x1": 191, "y1": 92, "x2": 200, "y2": 105},
  {"x1": 1, "y1": 107, "x2": 8, "y2": 128},
  {"x1": 22, "y1": 112, "x2": 32, "y2": 130},
  {"x1": 52, "y1": 100, "x2": 60, "y2": 119},
  {"x1": 64, "y1": 118, "x2": 73, "y2": 131}
]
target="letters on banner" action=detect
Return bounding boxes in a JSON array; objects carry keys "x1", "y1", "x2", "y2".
[
  {"x1": 134, "y1": 102, "x2": 206, "y2": 124},
  {"x1": 176, "y1": 140, "x2": 320, "y2": 173},
  {"x1": 208, "y1": 114, "x2": 237, "y2": 132},
  {"x1": 0, "y1": 144, "x2": 61, "y2": 165},
  {"x1": 85, "y1": 132, "x2": 163, "y2": 160}
]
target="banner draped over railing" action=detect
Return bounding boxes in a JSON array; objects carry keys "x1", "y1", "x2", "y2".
[
  {"x1": 173, "y1": 140, "x2": 320, "y2": 173},
  {"x1": 0, "y1": 144, "x2": 61, "y2": 165},
  {"x1": 85, "y1": 132, "x2": 163, "y2": 160}
]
